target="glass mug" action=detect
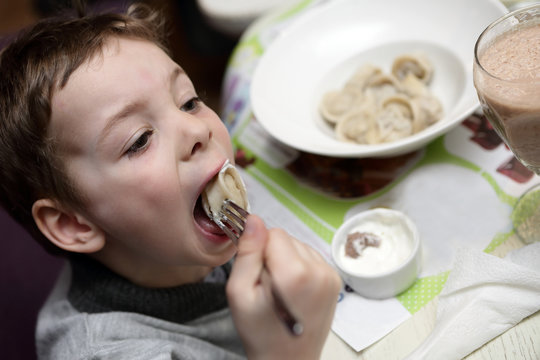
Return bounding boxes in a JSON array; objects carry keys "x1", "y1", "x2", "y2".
[{"x1": 473, "y1": 4, "x2": 540, "y2": 243}]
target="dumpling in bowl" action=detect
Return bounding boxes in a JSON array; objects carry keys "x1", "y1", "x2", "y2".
[
  {"x1": 364, "y1": 73, "x2": 401, "y2": 104},
  {"x1": 374, "y1": 95, "x2": 416, "y2": 143},
  {"x1": 319, "y1": 87, "x2": 363, "y2": 124},
  {"x1": 391, "y1": 53, "x2": 433, "y2": 84},
  {"x1": 399, "y1": 72, "x2": 429, "y2": 98},
  {"x1": 413, "y1": 94, "x2": 443, "y2": 132},
  {"x1": 399, "y1": 73, "x2": 443, "y2": 131},
  {"x1": 344, "y1": 64, "x2": 383, "y2": 91},
  {"x1": 335, "y1": 104, "x2": 378, "y2": 144},
  {"x1": 318, "y1": 52, "x2": 443, "y2": 145}
]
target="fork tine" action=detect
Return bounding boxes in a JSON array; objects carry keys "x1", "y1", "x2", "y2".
[
  {"x1": 222, "y1": 207, "x2": 246, "y2": 229},
  {"x1": 214, "y1": 217, "x2": 240, "y2": 246},
  {"x1": 220, "y1": 199, "x2": 247, "y2": 238},
  {"x1": 224, "y1": 199, "x2": 249, "y2": 218},
  {"x1": 222, "y1": 226, "x2": 239, "y2": 245},
  {"x1": 221, "y1": 215, "x2": 244, "y2": 237}
]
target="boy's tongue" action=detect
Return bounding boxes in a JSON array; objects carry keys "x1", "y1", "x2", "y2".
[{"x1": 194, "y1": 196, "x2": 224, "y2": 234}]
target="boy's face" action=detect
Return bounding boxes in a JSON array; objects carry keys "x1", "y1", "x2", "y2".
[{"x1": 50, "y1": 38, "x2": 236, "y2": 281}]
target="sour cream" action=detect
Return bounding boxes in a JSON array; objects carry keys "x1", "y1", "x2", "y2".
[
  {"x1": 337, "y1": 211, "x2": 415, "y2": 276},
  {"x1": 332, "y1": 208, "x2": 421, "y2": 298}
]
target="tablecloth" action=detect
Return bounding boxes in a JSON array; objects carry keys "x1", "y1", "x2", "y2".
[{"x1": 218, "y1": 0, "x2": 538, "y2": 351}]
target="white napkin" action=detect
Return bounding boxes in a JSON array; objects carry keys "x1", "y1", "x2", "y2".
[{"x1": 405, "y1": 243, "x2": 540, "y2": 360}]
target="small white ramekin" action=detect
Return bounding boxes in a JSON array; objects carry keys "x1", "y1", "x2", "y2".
[{"x1": 332, "y1": 208, "x2": 421, "y2": 299}]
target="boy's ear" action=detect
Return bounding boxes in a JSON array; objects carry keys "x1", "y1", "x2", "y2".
[{"x1": 32, "y1": 199, "x2": 105, "y2": 254}]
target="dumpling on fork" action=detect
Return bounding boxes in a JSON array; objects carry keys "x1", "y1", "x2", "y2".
[{"x1": 202, "y1": 160, "x2": 249, "y2": 223}]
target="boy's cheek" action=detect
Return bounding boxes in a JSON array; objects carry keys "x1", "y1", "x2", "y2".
[{"x1": 213, "y1": 122, "x2": 235, "y2": 155}]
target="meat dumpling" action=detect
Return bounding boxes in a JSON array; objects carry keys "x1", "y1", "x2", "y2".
[
  {"x1": 344, "y1": 64, "x2": 383, "y2": 91},
  {"x1": 319, "y1": 87, "x2": 362, "y2": 124},
  {"x1": 202, "y1": 161, "x2": 249, "y2": 221},
  {"x1": 399, "y1": 73, "x2": 429, "y2": 98},
  {"x1": 413, "y1": 94, "x2": 443, "y2": 132},
  {"x1": 364, "y1": 74, "x2": 401, "y2": 104},
  {"x1": 374, "y1": 95, "x2": 416, "y2": 142},
  {"x1": 335, "y1": 104, "x2": 378, "y2": 144},
  {"x1": 318, "y1": 53, "x2": 442, "y2": 145},
  {"x1": 391, "y1": 53, "x2": 433, "y2": 84}
]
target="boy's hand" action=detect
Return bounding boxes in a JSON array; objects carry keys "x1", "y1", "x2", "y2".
[{"x1": 227, "y1": 215, "x2": 342, "y2": 360}]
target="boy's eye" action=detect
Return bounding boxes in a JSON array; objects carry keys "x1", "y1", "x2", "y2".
[
  {"x1": 180, "y1": 97, "x2": 201, "y2": 112},
  {"x1": 126, "y1": 129, "x2": 153, "y2": 156}
]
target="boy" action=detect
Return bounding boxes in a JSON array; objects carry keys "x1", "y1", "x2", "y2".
[{"x1": 0, "y1": 3, "x2": 341, "y2": 359}]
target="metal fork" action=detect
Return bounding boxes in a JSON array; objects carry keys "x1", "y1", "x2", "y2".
[{"x1": 217, "y1": 199, "x2": 304, "y2": 336}]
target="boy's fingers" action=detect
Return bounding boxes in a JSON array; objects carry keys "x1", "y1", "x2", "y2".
[
  {"x1": 228, "y1": 215, "x2": 268, "y2": 290},
  {"x1": 288, "y1": 235, "x2": 328, "y2": 264},
  {"x1": 264, "y1": 228, "x2": 306, "y2": 272}
]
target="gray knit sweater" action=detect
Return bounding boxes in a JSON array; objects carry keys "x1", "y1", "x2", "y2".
[{"x1": 36, "y1": 256, "x2": 246, "y2": 359}]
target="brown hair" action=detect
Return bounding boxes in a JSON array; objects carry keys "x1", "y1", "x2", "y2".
[{"x1": 0, "y1": 3, "x2": 168, "y2": 255}]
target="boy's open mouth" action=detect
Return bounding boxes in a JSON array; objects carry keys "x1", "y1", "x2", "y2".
[{"x1": 194, "y1": 195, "x2": 225, "y2": 235}]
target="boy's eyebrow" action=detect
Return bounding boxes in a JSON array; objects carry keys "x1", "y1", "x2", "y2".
[
  {"x1": 99, "y1": 66, "x2": 185, "y2": 146},
  {"x1": 170, "y1": 66, "x2": 184, "y2": 87},
  {"x1": 99, "y1": 100, "x2": 145, "y2": 146}
]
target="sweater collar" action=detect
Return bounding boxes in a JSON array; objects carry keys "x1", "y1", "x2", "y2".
[{"x1": 67, "y1": 255, "x2": 230, "y2": 324}]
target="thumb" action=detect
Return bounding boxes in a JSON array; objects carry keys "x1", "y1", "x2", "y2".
[{"x1": 229, "y1": 214, "x2": 268, "y2": 288}]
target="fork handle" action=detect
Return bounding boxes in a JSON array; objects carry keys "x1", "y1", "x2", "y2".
[{"x1": 260, "y1": 268, "x2": 304, "y2": 336}]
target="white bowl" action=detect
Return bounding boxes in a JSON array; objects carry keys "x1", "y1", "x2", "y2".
[
  {"x1": 331, "y1": 208, "x2": 421, "y2": 299},
  {"x1": 197, "y1": 0, "x2": 289, "y2": 36},
  {"x1": 250, "y1": 0, "x2": 507, "y2": 157}
]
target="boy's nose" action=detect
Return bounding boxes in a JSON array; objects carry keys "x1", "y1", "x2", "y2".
[{"x1": 176, "y1": 113, "x2": 212, "y2": 160}]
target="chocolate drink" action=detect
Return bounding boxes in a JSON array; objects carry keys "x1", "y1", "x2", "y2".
[{"x1": 474, "y1": 23, "x2": 540, "y2": 171}]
